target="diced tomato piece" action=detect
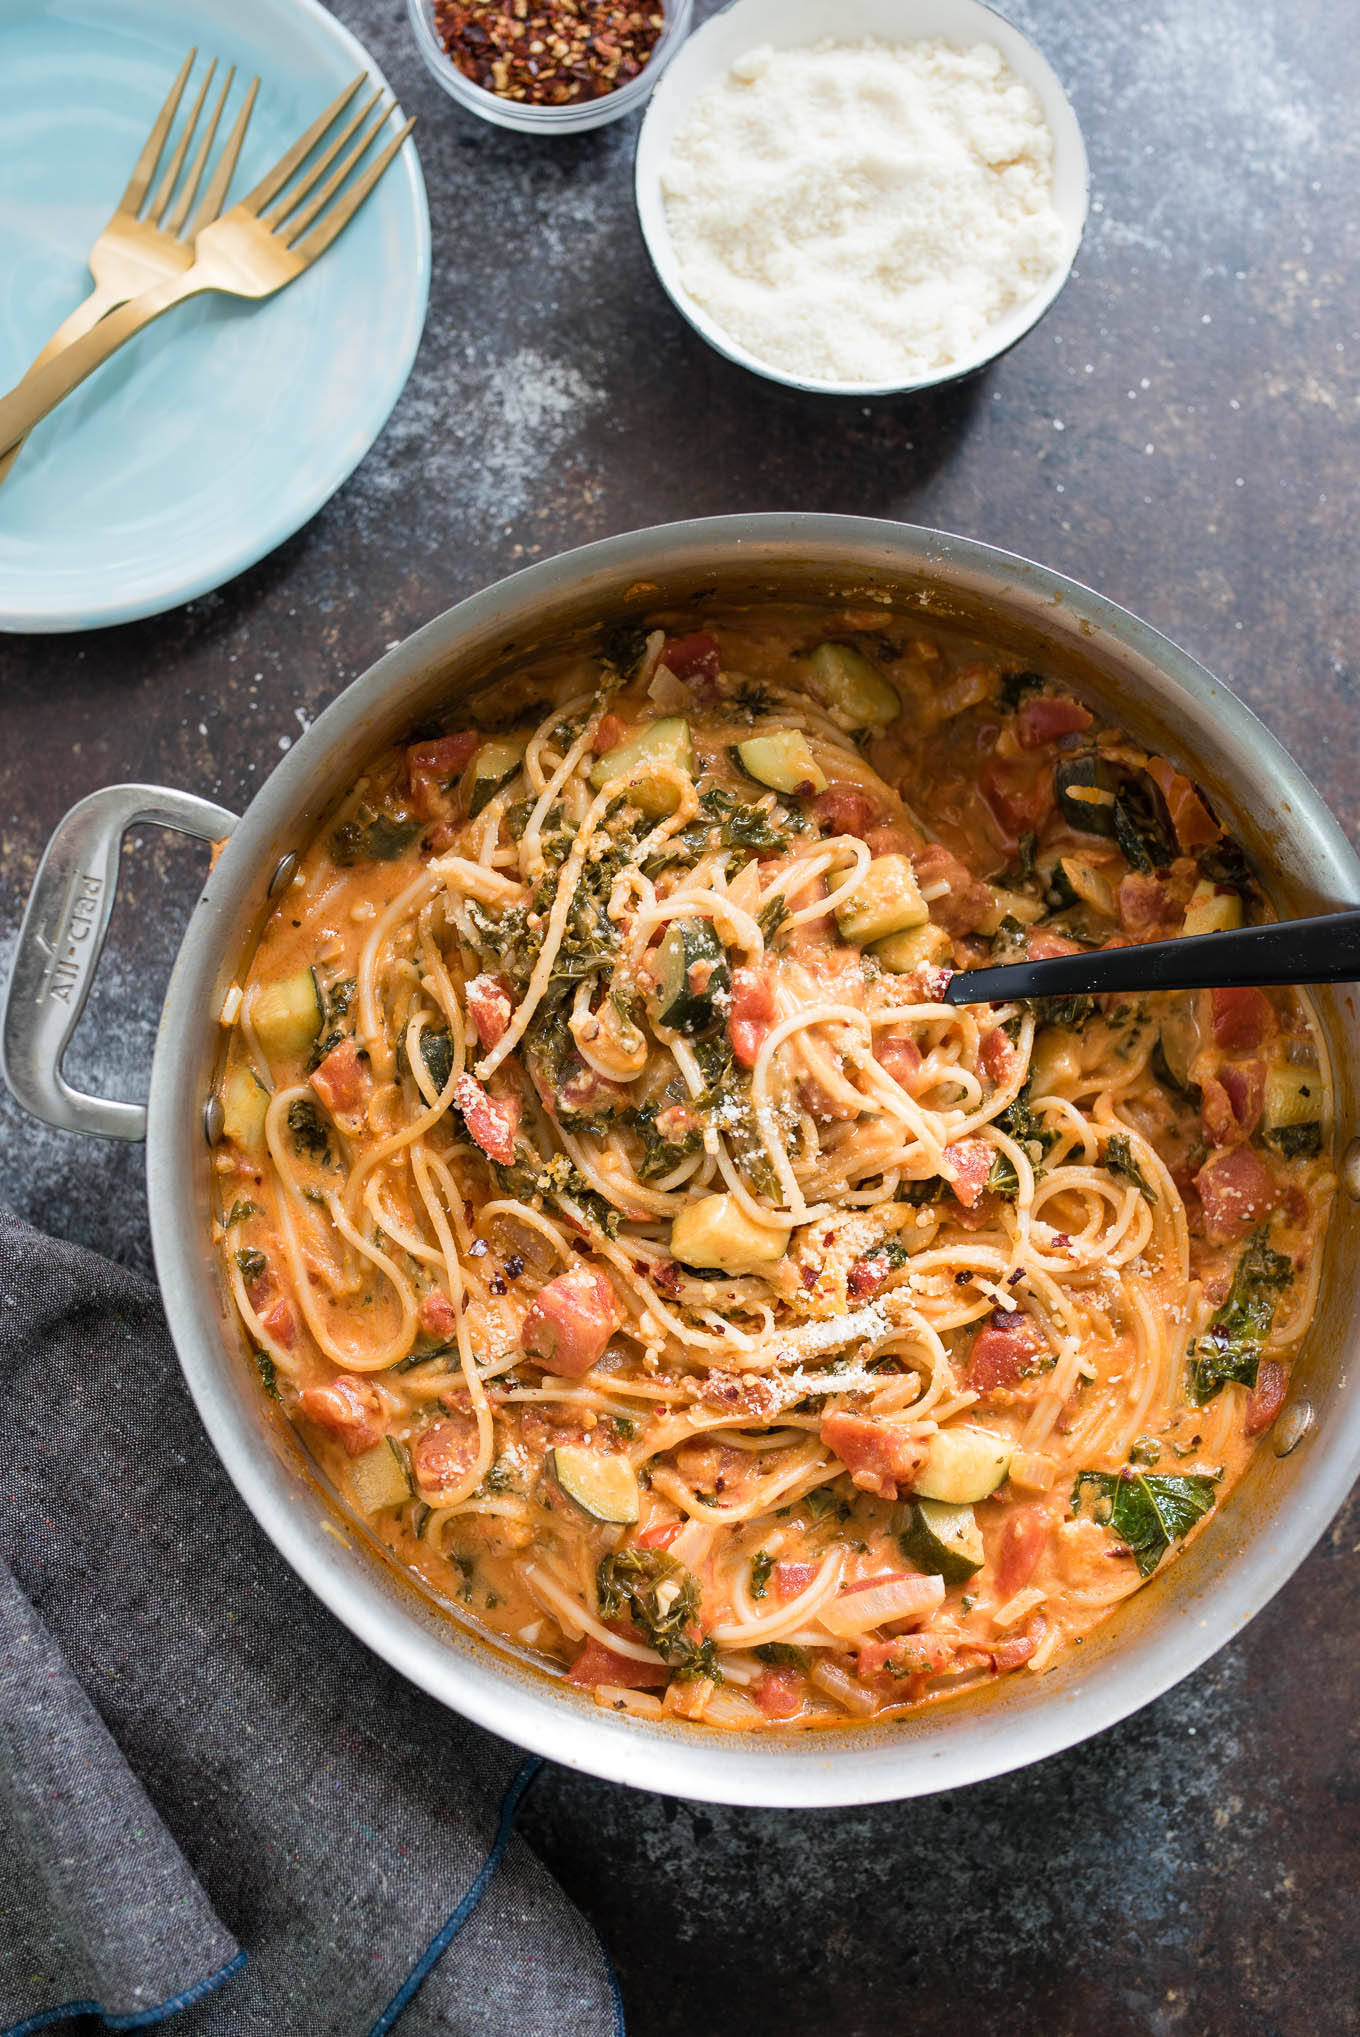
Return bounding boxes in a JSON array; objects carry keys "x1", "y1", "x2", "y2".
[
  {"x1": 591, "y1": 712, "x2": 627, "y2": 756},
  {"x1": 876, "y1": 1033, "x2": 923, "y2": 1088},
  {"x1": 1245, "y1": 1359, "x2": 1289, "y2": 1437},
  {"x1": 260, "y1": 1298, "x2": 296, "y2": 1351},
  {"x1": 1118, "y1": 872, "x2": 1174, "y2": 937},
  {"x1": 309, "y1": 1036, "x2": 369, "y2": 1117},
  {"x1": 968, "y1": 1311, "x2": 1044, "y2": 1393},
  {"x1": 1027, "y1": 930, "x2": 1084, "y2": 961},
  {"x1": 406, "y1": 731, "x2": 478, "y2": 818},
  {"x1": 1145, "y1": 757, "x2": 1220, "y2": 852},
  {"x1": 980, "y1": 755, "x2": 1055, "y2": 839},
  {"x1": 466, "y1": 973, "x2": 514, "y2": 1051},
  {"x1": 773, "y1": 1561, "x2": 818, "y2": 1601},
  {"x1": 1201, "y1": 1060, "x2": 1265, "y2": 1147},
  {"x1": 635, "y1": 1521, "x2": 681, "y2": 1551},
  {"x1": 857, "y1": 1632, "x2": 955, "y2": 1683},
  {"x1": 952, "y1": 1190, "x2": 1005, "y2": 1232},
  {"x1": 811, "y1": 785, "x2": 880, "y2": 837},
  {"x1": 728, "y1": 964, "x2": 776, "y2": 1069},
  {"x1": 911, "y1": 843, "x2": 994, "y2": 937},
  {"x1": 566, "y1": 1639, "x2": 669, "y2": 1690},
  {"x1": 453, "y1": 1075, "x2": 520, "y2": 1165},
  {"x1": 521, "y1": 1263, "x2": 620, "y2": 1377},
  {"x1": 1211, "y1": 986, "x2": 1276, "y2": 1052},
  {"x1": 820, "y1": 1410, "x2": 929, "y2": 1500},
  {"x1": 991, "y1": 1615, "x2": 1046, "y2": 1673},
  {"x1": 945, "y1": 1139, "x2": 994, "y2": 1209},
  {"x1": 848, "y1": 1250, "x2": 893, "y2": 1299},
  {"x1": 658, "y1": 631, "x2": 722, "y2": 685},
  {"x1": 979, "y1": 1026, "x2": 1018, "y2": 1085},
  {"x1": 996, "y1": 1507, "x2": 1050, "y2": 1599},
  {"x1": 412, "y1": 1413, "x2": 481, "y2": 1497},
  {"x1": 754, "y1": 1666, "x2": 804, "y2": 1719},
  {"x1": 1195, "y1": 1145, "x2": 1279, "y2": 1244},
  {"x1": 1016, "y1": 696, "x2": 1094, "y2": 749},
  {"x1": 298, "y1": 1374, "x2": 385, "y2": 1456},
  {"x1": 419, "y1": 1289, "x2": 458, "y2": 1341}
]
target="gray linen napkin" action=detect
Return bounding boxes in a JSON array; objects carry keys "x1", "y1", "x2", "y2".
[{"x1": 0, "y1": 1209, "x2": 622, "y2": 2037}]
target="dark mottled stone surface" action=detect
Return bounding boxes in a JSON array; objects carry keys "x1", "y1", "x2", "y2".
[{"x1": 1, "y1": 0, "x2": 1357, "y2": 2030}]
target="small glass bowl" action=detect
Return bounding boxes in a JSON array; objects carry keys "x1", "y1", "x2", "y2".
[{"x1": 407, "y1": 0, "x2": 693, "y2": 135}]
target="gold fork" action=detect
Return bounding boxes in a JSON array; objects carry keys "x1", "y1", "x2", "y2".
[
  {"x1": 0, "y1": 79, "x2": 415, "y2": 463},
  {"x1": 0, "y1": 51, "x2": 258, "y2": 487}
]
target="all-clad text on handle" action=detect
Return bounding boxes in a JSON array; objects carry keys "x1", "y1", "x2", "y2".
[{"x1": 1, "y1": 784, "x2": 238, "y2": 1142}]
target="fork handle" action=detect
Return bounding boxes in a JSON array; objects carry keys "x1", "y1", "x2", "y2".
[
  {"x1": 0, "y1": 282, "x2": 125, "y2": 486},
  {"x1": 0, "y1": 271, "x2": 202, "y2": 455}
]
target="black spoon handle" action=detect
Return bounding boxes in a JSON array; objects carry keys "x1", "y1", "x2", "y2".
[{"x1": 943, "y1": 907, "x2": 1360, "y2": 1006}]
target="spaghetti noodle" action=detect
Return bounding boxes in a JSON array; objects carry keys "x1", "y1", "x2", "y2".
[{"x1": 213, "y1": 607, "x2": 1333, "y2": 1730}]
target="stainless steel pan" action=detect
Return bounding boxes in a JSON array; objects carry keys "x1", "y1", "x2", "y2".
[{"x1": 7, "y1": 516, "x2": 1359, "y2": 1807}]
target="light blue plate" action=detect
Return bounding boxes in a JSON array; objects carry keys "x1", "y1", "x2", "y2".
[{"x1": 0, "y1": 0, "x2": 430, "y2": 632}]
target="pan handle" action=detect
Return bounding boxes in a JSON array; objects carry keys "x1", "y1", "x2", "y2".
[{"x1": 1, "y1": 783, "x2": 238, "y2": 1143}]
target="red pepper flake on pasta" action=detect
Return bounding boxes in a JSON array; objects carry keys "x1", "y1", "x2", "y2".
[{"x1": 433, "y1": 1, "x2": 666, "y2": 107}]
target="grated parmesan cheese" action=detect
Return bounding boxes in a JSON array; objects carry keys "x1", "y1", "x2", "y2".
[{"x1": 660, "y1": 37, "x2": 1066, "y2": 384}]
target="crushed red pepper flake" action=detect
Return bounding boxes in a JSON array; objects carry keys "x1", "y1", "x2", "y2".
[{"x1": 434, "y1": 0, "x2": 665, "y2": 105}]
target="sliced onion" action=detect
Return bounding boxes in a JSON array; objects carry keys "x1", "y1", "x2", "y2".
[{"x1": 817, "y1": 1571, "x2": 946, "y2": 1639}]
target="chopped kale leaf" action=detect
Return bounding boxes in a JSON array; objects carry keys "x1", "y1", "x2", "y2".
[
  {"x1": 999, "y1": 670, "x2": 1046, "y2": 712},
  {"x1": 750, "y1": 1550, "x2": 773, "y2": 1600},
  {"x1": 754, "y1": 1641, "x2": 810, "y2": 1670},
  {"x1": 1072, "y1": 1466, "x2": 1218, "y2": 1578},
  {"x1": 1189, "y1": 1234, "x2": 1292, "y2": 1405},
  {"x1": 600, "y1": 623, "x2": 650, "y2": 675},
  {"x1": 235, "y1": 1247, "x2": 267, "y2": 1284},
  {"x1": 596, "y1": 1548, "x2": 718, "y2": 1678},
  {"x1": 419, "y1": 1029, "x2": 454, "y2": 1098},
  {"x1": 1104, "y1": 1131, "x2": 1157, "y2": 1204},
  {"x1": 225, "y1": 1199, "x2": 260, "y2": 1226},
  {"x1": 287, "y1": 1097, "x2": 331, "y2": 1160},
  {"x1": 252, "y1": 1348, "x2": 280, "y2": 1400},
  {"x1": 331, "y1": 808, "x2": 423, "y2": 866}
]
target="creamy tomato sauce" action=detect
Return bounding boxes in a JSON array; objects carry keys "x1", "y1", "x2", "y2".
[{"x1": 212, "y1": 606, "x2": 1333, "y2": 1730}]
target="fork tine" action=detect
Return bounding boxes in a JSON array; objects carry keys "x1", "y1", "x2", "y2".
[
  {"x1": 292, "y1": 116, "x2": 415, "y2": 265},
  {"x1": 118, "y1": 47, "x2": 196, "y2": 215},
  {"x1": 270, "y1": 95, "x2": 388, "y2": 238},
  {"x1": 164, "y1": 63, "x2": 233, "y2": 235},
  {"x1": 262, "y1": 86, "x2": 383, "y2": 230},
  {"x1": 189, "y1": 75, "x2": 259, "y2": 237},
  {"x1": 147, "y1": 57, "x2": 215, "y2": 225},
  {"x1": 239, "y1": 74, "x2": 365, "y2": 216}
]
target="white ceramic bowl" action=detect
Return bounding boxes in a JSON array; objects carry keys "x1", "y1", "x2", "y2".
[
  {"x1": 635, "y1": 0, "x2": 1089, "y2": 396},
  {"x1": 407, "y1": 0, "x2": 692, "y2": 135}
]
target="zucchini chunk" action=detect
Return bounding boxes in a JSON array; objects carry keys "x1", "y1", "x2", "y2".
[
  {"x1": 871, "y1": 921, "x2": 952, "y2": 975},
  {"x1": 805, "y1": 642, "x2": 900, "y2": 727},
  {"x1": 1058, "y1": 856, "x2": 1117, "y2": 921},
  {"x1": 1181, "y1": 878, "x2": 1244, "y2": 938},
  {"x1": 835, "y1": 854, "x2": 929, "y2": 947},
  {"x1": 899, "y1": 1498, "x2": 985, "y2": 1584},
  {"x1": 1055, "y1": 755, "x2": 1121, "y2": 836},
  {"x1": 670, "y1": 1194, "x2": 790, "y2": 1275},
  {"x1": 349, "y1": 1437, "x2": 412, "y2": 1515},
  {"x1": 221, "y1": 1064, "x2": 269, "y2": 1150},
  {"x1": 252, "y1": 967, "x2": 324, "y2": 1061},
  {"x1": 1154, "y1": 997, "x2": 1200, "y2": 1096},
  {"x1": 551, "y1": 1445, "x2": 639, "y2": 1525},
  {"x1": 465, "y1": 736, "x2": 527, "y2": 818},
  {"x1": 589, "y1": 716, "x2": 693, "y2": 816},
  {"x1": 654, "y1": 918, "x2": 730, "y2": 1035},
  {"x1": 912, "y1": 1426, "x2": 1012, "y2": 1504},
  {"x1": 736, "y1": 730, "x2": 827, "y2": 797},
  {"x1": 974, "y1": 887, "x2": 1046, "y2": 937},
  {"x1": 1263, "y1": 1063, "x2": 1322, "y2": 1157}
]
